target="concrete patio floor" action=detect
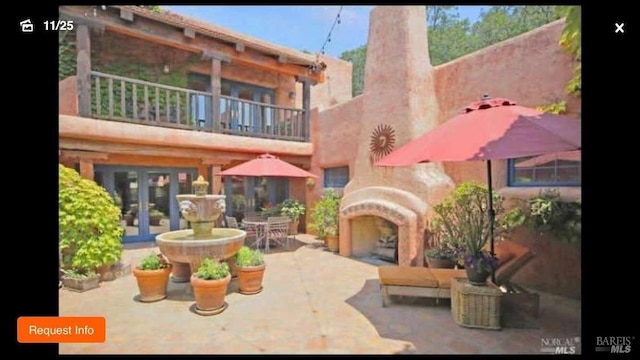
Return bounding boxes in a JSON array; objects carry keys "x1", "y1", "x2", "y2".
[{"x1": 59, "y1": 235, "x2": 581, "y2": 355}]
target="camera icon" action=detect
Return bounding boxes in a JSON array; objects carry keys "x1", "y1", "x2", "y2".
[{"x1": 20, "y1": 19, "x2": 34, "y2": 33}]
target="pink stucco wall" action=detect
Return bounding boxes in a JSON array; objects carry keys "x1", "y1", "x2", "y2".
[{"x1": 298, "y1": 55, "x2": 354, "y2": 111}]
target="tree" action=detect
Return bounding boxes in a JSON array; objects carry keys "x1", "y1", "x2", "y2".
[
  {"x1": 339, "y1": 6, "x2": 565, "y2": 98},
  {"x1": 339, "y1": 45, "x2": 367, "y2": 97},
  {"x1": 558, "y1": 6, "x2": 581, "y2": 96}
]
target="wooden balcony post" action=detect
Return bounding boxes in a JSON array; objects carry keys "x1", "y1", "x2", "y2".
[
  {"x1": 76, "y1": 24, "x2": 92, "y2": 117},
  {"x1": 296, "y1": 77, "x2": 314, "y2": 141},
  {"x1": 79, "y1": 159, "x2": 94, "y2": 180},
  {"x1": 210, "y1": 57, "x2": 221, "y2": 132}
]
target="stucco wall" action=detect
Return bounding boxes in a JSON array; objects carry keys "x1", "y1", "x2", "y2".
[{"x1": 298, "y1": 54, "x2": 353, "y2": 111}]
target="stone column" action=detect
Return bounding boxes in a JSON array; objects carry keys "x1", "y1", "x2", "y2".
[{"x1": 76, "y1": 24, "x2": 91, "y2": 118}]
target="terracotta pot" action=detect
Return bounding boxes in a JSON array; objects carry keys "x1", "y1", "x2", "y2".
[
  {"x1": 326, "y1": 235, "x2": 339, "y2": 252},
  {"x1": 133, "y1": 266, "x2": 172, "y2": 302},
  {"x1": 289, "y1": 221, "x2": 300, "y2": 236},
  {"x1": 236, "y1": 264, "x2": 266, "y2": 295},
  {"x1": 425, "y1": 257, "x2": 456, "y2": 269},
  {"x1": 191, "y1": 274, "x2": 231, "y2": 315}
]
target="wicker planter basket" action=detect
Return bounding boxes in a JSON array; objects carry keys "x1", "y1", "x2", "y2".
[{"x1": 451, "y1": 277, "x2": 502, "y2": 330}]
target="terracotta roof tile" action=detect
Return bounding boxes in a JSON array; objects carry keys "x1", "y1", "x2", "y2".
[{"x1": 115, "y1": 6, "x2": 320, "y2": 68}]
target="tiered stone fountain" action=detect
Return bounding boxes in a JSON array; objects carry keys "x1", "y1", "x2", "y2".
[{"x1": 156, "y1": 176, "x2": 246, "y2": 282}]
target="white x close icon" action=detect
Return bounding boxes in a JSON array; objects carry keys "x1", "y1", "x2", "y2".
[{"x1": 615, "y1": 23, "x2": 625, "y2": 33}]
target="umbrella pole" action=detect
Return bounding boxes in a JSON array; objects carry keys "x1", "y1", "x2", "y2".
[{"x1": 486, "y1": 160, "x2": 496, "y2": 284}]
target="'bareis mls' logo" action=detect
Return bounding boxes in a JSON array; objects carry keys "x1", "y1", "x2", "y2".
[{"x1": 595, "y1": 336, "x2": 634, "y2": 354}]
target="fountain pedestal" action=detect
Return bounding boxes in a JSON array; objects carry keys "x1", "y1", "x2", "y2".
[{"x1": 155, "y1": 176, "x2": 246, "y2": 284}]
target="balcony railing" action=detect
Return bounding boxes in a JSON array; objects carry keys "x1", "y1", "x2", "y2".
[{"x1": 89, "y1": 71, "x2": 308, "y2": 142}]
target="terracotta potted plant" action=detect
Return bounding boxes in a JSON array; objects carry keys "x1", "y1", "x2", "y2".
[
  {"x1": 326, "y1": 225, "x2": 339, "y2": 252},
  {"x1": 280, "y1": 198, "x2": 306, "y2": 235},
  {"x1": 133, "y1": 252, "x2": 172, "y2": 302},
  {"x1": 191, "y1": 258, "x2": 231, "y2": 316},
  {"x1": 309, "y1": 189, "x2": 341, "y2": 245},
  {"x1": 235, "y1": 246, "x2": 266, "y2": 295}
]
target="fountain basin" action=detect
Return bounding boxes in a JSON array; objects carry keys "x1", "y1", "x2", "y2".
[{"x1": 156, "y1": 228, "x2": 246, "y2": 274}]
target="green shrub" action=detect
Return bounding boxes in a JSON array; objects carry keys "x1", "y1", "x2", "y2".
[
  {"x1": 523, "y1": 189, "x2": 581, "y2": 244},
  {"x1": 235, "y1": 246, "x2": 265, "y2": 267},
  {"x1": 309, "y1": 189, "x2": 341, "y2": 239},
  {"x1": 195, "y1": 258, "x2": 230, "y2": 280},
  {"x1": 280, "y1": 198, "x2": 306, "y2": 222},
  {"x1": 59, "y1": 164, "x2": 124, "y2": 273}
]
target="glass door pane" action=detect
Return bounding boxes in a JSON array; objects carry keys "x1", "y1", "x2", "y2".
[
  {"x1": 147, "y1": 172, "x2": 171, "y2": 236},
  {"x1": 116, "y1": 171, "x2": 140, "y2": 238}
]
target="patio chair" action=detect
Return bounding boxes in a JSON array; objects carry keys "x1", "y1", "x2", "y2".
[
  {"x1": 378, "y1": 240, "x2": 537, "y2": 307},
  {"x1": 265, "y1": 217, "x2": 290, "y2": 251},
  {"x1": 225, "y1": 216, "x2": 239, "y2": 228}
]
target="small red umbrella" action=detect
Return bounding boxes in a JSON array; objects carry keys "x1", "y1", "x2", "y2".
[
  {"x1": 376, "y1": 95, "x2": 581, "y2": 282},
  {"x1": 217, "y1": 153, "x2": 317, "y2": 178}
]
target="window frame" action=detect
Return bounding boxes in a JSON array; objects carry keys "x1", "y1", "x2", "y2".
[
  {"x1": 507, "y1": 158, "x2": 581, "y2": 187},
  {"x1": 323, "y1": 166, "x2": 350, "y2": 188}
]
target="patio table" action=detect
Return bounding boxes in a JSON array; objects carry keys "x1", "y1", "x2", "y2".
[{"x1": 241, "y1": 219, "x2": 269, "y2": 251}]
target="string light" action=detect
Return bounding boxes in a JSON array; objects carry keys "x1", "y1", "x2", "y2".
[{"x1": 319, "y1": 6, "x2": 343, "y2": 55}]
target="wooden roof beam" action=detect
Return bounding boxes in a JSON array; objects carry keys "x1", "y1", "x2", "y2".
[{"x1": 59, "y1": 6, "x2": 324, "y2": 83}]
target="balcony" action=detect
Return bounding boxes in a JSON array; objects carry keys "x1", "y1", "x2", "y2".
[{"x1": 85, "y1": 71, "x2": 309, "y2": 142}]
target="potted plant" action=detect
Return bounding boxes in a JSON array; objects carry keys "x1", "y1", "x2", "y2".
[
  {"x1": 424, "y1": 243, "x2": 456, "y2": 269},
  {"x1": 132, "y1": 252, "x2": 172, "y2": 302},
  {"x1": 431, "y1": 182, "x2": 524, "y2": 285},
  {"x1": 61, "y1": 268, "x2": 100, "y2": 292},
  {"x1": 325, "y1": 224, "x2": 339, "y2": 252},
  {"x1": 149, "y1": 209, "x2": 166, "y2": 226},
  {"x1": 235, "y1": 246, "x2": 266, "y2": 295},
  {"x1": 309, "y1": 188, "x2": 341, "y2": 245},
  {"x1": 280, "y1": 198, "x2": 306, "y2": 235},
  {"x1": 191, "y1": 258, "x2": 231, "y2": 316}
]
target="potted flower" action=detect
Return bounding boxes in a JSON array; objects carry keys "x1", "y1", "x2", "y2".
[
  {"x1": 132, "y1": 252, "x2": 172, "y2": 302},
  {"x1": 280, "y1": 198, "x2": 306, "y2": 235},
  {"x1": 431, "y1": 182, "x2": 524, "y2": 285},
  {"x1": 191, "y1": 258, "x2": 231, "y2": 316},
  {"x1": 235, "y1": 246, "x2": 266, "y2": 295}
]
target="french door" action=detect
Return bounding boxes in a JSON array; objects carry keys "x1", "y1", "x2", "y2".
[{"x1": 94, "y1": 166, "x2": 198, "y2": 243}]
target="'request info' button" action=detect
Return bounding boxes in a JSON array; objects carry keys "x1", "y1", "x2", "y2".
[{"x1": 17, "y1": 316, "x2": 106, "y2": 343}]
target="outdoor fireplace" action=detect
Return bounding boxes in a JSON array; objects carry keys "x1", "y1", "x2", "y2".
[
  {"x1": 349, "y1": 216, "x2": 398, "y2": 263},
  {"x1": 338, "y1": 6, "x2": 454, "y2": 266}
]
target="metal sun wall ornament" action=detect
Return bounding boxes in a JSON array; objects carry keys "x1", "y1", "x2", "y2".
[{"x1": 369, "y1": 124, "x2": 396, "y2": 163}]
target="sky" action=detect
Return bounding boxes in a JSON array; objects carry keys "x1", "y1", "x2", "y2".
[{"x1": 163, "y1": 6, "x2": 488, "y2": 58}]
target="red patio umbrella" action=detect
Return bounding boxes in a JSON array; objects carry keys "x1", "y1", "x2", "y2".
[
  {"x1": 376, "y1": 95, "x2": 581, "y2": 282},
  {"x1": 217, "y1": 153, "x2": 317, "y2": 178}
]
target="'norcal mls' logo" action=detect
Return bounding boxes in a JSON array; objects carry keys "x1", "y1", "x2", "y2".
[
  {"x1": 540, "y1": 337, "x2": 580, "y2": 354},
  {"x1": 595, "y1": 336, "x2": 634, "y2": 354}
]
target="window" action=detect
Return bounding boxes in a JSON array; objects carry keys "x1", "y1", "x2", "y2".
[
  {"x1": 508, "y1": 150, "x2": 581, "y2": 187},
  {"x1": 324, "y1": 166, "x2": 349, "y2": 188}
]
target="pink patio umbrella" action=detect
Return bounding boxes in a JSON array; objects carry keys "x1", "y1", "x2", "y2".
[
  {"x1": 376, "y1": 95, "x2": 581, "y2": 282},
  {"x1": 217, "y1": 153, "x2": 317, "y2": 178}
]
